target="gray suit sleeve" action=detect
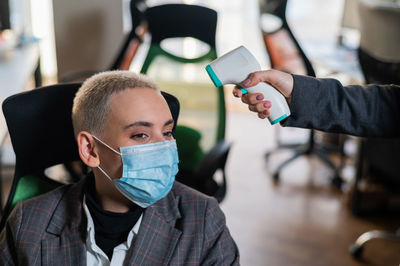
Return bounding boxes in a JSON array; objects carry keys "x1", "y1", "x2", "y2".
[{"x1": 281, "y1": 75, "x2": 400, "y2": 137}]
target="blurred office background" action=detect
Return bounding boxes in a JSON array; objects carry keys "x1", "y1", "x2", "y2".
[{"x1": 1, "y1": 0, "x2": 400, "y2": 265}]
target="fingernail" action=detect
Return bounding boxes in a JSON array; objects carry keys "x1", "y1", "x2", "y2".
[
  {"x1": 233, "y1": 92, "x2": 238, "y2": 97},
  {"x1": 256, "y1": 95, "x2": 264, "y2": 100},
  {"x1": 242, "y1": 79, "x2": 251, "y2": 86},
  {"x1": 264, "y1": 102, "x2": 271, "y2": 108},
  {"x1": 263, "y1": 110, "x2": 269, "y2": 115}
]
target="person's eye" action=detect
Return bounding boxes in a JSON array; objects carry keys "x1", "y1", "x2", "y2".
[
  {"x1": 131, "y1": 133, "x2": 148, "y2": 140},
  {"x1": 163, "y1": 131, "x2": 174, "y2": 138}
]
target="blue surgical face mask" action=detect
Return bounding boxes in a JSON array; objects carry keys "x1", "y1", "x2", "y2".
[{"x1": 92, "y1": 136, "x2": 179, "y2": 208}]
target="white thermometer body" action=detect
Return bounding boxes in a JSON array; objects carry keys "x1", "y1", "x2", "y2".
[{"x1": 206, "y1": 46, "x2": 290, "y2": 124}]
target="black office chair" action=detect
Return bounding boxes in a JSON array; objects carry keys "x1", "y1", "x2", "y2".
[
  {"x1": 259, "y1": 0, "x2": 344, "y2": 188},
  {"x1": 349, "y1": 0, "x2": 400, "y2": 258},
  {"x1": 0, "y1": 83, "x2": 180, "y2": 230},
  {"x1": 191, "y1": 141, "x2": 231, "y2": 203},
  {"x1": 139, "y1": 4, "x2": 231, "y2": 202}
]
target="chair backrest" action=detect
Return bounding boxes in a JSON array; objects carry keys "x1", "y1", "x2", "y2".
[
  {"x1": 0, "y1": 83, "x2": 180, "y2": 229},
  {"x1": 139, "y1": 4, "x2": 225, "y2": 171},
  {"x1": 259, "y1": 0, "x2": 316, "y2": 77},
  {"x1": 0, "y1": 83, "x2": 81, "y2": 229},
  {"x1": 140, "y1": 3, "x2": 218, "y2": 73},
  {"x1": 193, "y1": 140, "x2": 231, "y2": 203},
  {"x1": 3, "y1": 84, "x2": 81, "y2": 180}
]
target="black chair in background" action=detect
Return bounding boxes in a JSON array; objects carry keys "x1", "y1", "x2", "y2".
[
  {"x1": 0, "y1": 83, "x2": 180, "y2": 230},
  {"x1": 349, "y1": 0, "x2": 400, "y2": 258},
  {"x1": 259, "y1": 0, "x2": 344, "y2": 187}
]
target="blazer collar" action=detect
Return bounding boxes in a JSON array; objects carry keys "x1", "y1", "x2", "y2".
[
  {"x1": 125, "y1": 184, "x2": 183, "y2": 264},
  {"x1": 46, "y1": 176, "x2": 182, "y2": 234},
  {"x1": 146, "y1": 184, "x2": 182, "y2": 224},
  {"x1": 44, "y1": 177, "x2": 183, "y2": 265},
  {"x1": 46, "y1": 177, "x2": 86, "y2": 235}
]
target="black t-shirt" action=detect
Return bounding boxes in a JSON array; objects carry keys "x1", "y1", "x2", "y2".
[{"x1": 84, "y1": 174, "x2": 143, "y2": 260}]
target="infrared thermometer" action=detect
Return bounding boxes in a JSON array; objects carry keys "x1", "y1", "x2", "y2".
[{"x1": 205, "y1": 46, "x2": 290, "y2": 125}]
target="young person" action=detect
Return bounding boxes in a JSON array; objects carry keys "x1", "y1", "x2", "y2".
[{"x1": 0, "y1": 71, "x2": 239, "y2": 265}]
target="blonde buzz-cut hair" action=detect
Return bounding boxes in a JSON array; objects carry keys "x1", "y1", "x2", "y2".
[{"x1": 72, "y1": 70, "x2": 160, "y2": 137}]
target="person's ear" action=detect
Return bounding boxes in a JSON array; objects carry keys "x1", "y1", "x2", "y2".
[{"x1": 77, "y1": 131, "x2": 99, "y2": 167}]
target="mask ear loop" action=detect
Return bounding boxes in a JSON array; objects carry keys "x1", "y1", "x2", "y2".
[
  {"x1": 97, "y1": 165, "x2": 114, "y2": 182},
  {"x1": 91, "y1": 135, "x2": 122, "y2": 181},
  {"x1": 92, "y1": 135, "x2": 122, "y2": 155}
]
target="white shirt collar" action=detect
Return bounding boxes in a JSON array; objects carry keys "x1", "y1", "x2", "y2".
[{"x1": 82, "y1": 196, "x2": 143, "y2": 260}]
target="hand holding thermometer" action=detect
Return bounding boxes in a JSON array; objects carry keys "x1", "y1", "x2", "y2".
[{"x1": 205, "y1": 46, "x2": 291, "y2": 125}]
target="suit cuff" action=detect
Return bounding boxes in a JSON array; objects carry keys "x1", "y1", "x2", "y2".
[{"x1": 280, "y1": 74, "x2": 321, "y2": 127}]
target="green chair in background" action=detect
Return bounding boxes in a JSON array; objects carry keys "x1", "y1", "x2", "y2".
[{"x1": 140, "y1": 4, "x2": 231, "y2": 201}]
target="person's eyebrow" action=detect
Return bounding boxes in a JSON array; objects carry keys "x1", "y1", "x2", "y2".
[
  {"x1": 164, "y1": 119, "x2": 174, "y2": 127},
  {"x1": 123, "y1": 121, "x2": 153, "y2": 130},
  {"x1": 123, "y1": 119, "x2": 174, "y2": 130}
]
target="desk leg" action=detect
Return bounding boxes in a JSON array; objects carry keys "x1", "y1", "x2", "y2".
[
  {"x1": 351, "y1": 139, "x2": 365, "y2": 216},
  {"x1": 34, "y1": 58, "x2": 42, "y2": 87}
]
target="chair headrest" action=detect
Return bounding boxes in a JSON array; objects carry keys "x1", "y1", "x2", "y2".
[{"x1": 144, "y1": 4, "x2": 217, "y2": 48}]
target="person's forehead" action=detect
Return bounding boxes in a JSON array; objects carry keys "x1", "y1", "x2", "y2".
[
  {"x1": 110, "y1": 87, "x2": 163, "y2": 103},
  {"x1": 108, "y1": 87, "x2": 171, "y2": 120}
]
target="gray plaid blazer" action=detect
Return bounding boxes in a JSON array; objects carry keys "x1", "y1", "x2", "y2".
[{"x1": 0, "y1": 178, "x2": 239, "y2": 265}]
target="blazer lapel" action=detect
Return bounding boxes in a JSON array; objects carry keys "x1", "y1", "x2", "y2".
[
  {"x1": 41, "y1": 178, "x2": 87, "y2": 265},
  {"x1": 126, "y1": 190, "x2": 182, "y2": 265},
  {"x1": 41, "y1": 231, "x2": 86, "y2": 265}
]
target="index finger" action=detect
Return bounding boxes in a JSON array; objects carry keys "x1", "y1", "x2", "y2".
[{"x1": 232, "y1": 86, "x2": 243, "y2": 98}]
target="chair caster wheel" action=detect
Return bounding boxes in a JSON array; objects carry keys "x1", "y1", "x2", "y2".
[
  {"x1": 349, "y1": 244, "x2": 363, "y2": 258},
  {"x1": 331, "y1": 175, "x2": 343, "y2": 189}
]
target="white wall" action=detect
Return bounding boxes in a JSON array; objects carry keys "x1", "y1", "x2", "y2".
[{"x1": 52, "y1": 0, "x2": 126, "y2": 80}]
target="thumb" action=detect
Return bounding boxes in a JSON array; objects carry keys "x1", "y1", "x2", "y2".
[
  {"x1": 241, "y1": 70, "x2": 293, "y2": 99},
  {"x1": 240, "y1": 72, "x2": 262, "y2": 88}
]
